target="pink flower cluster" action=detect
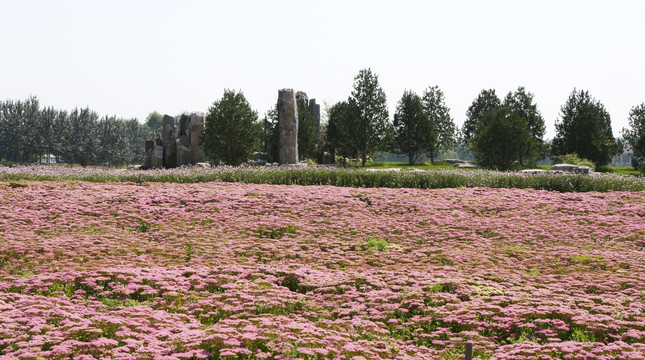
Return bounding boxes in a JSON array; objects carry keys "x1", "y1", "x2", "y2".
[{"x1": 0, "y1": 181, "x2": 644, "y2": 359}]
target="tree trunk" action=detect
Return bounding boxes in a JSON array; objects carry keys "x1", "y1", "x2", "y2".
[{"x1": 361, "y1": 153, "x2": 367, "y2": 167}]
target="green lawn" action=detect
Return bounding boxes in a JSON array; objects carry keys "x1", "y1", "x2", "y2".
[{"x1": 340, "y1": 160, "x2": 457, "y2": 171}]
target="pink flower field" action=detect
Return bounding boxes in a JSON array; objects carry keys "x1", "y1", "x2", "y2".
[{"x1": 1, "y1": 180, "x2": 644, "y2": 359}]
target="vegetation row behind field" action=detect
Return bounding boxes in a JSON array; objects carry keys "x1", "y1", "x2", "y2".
[{"x1": 1, "y1": 165, "x2": 644, "y2": 193}]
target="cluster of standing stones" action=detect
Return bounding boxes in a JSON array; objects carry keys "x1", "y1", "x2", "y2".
[
  {"x1": 143, "y1": 113, "x2": 206, "y2": 169},
  {"x1": 143, "y1": 89, "x2": 322, "y2": 169},
  {"x1": 140, "y1": 89, "x2": 590, "y2": 174}
]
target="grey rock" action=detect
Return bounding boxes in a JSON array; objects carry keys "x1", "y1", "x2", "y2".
[
  {"x1": 143, "y1": 140, "x2": 155, "y2": 169},
  {"x1": 444, "y1": 159, "x2": 465, "y2": 165},
  {"x1": 574, "y1": 166, "x2": 592, "y2": 175},
  {"x1": 162, "y1": 115, "x2": 177, "y2": 168},
  {"x1": 295, "y1": 91, "x2": 308, "y2": 110},
  {"x1": 321, "y1": 151, "x2": 332, "y2": 164},
  {"x1": 195, "y1": 162, "x2": 210, "y2": 168},
  {"x1": 189, "y1": 113, "x2": 205, "y2": 164},
  {"x1": 309, "y1": 98, "x2": 321, "y2": 137},
  {"x1": 456, "y1": 163, "x2": 480, "y2": 169},
  {"x1": 252, "y1": 152, "x2": 270, "y2": 162},
  {"x1": 179, "y1": 114, "x2": 190, "y2": 137},
  {"x1": 551, "y1": 163, "x2": 578, "y2": 172},
  {"x1": 277, "y1": 89, "x2": 299, "y2": 164},
  {"x1": 551, "y1": 164, "x2": 592, "y2": 175},
  {"x1": 127, "y1": 165, "x2": 142, "y2": 170},
  {"x1": 520, "y1": 169, "x2": 548, "y2": 175},
  {"x1": 177, "y1": 141, "x2": 192, "y2": 167},
  {"x1": 145, "y1": 140, "x2": 155, "y2": 154},
  {"x1": 150, "y1": 145, "x2": 164, "y2": 169}
]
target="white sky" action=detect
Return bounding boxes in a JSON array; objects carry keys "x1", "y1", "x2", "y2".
[{"x1": 1, "y1": 0, "x2": 644, "y2": 139}]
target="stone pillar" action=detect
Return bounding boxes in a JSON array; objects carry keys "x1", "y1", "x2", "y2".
[
  {"x1": 309, "y1": 98, "x2": 321, "y2": 137},
  {"x1": 295, "y1": 91, "x2": 309, "y2": 111},
  {"x1": 278, "y1": 89, "x2": 298, "y2": 164},
  {"x1": 189, "y1": 113, "x2": 205, "y2": 164},
  {"x1": 162, "y1": 115, "x2": 177, "y2": 168},
  {"x1": 143, "y1": 140, "x2": 155, "y2": 169}
]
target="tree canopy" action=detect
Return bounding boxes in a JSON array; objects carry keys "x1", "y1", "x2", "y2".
[
  {"x1": 622, "y1": 102, "x2": 645, "y2": 171},
  {"x1": 422, "y1": 86, "x2": 456, "y2": 162},
  {"x1": 552, "y1": 89, "x2": 620, "y2": 167},
  {"x1": 471, "y1": 105, "x2": 532, "y2": 170},
  {"x1": 392, "y1": 90, "x2": 434, "y2": 165},
  {"x1": 348, "y1": 68, "x2": 391, "y2": 166},
  {"x1": 296, "y1": 103, "x2": 318, "y2": 161},
  {"x1": 202, "y1": 90, "x2": 260, "y2": 166},
  {"x1": 326, "y1": 100, "x2": 360, "y2": 160},
  {"x1": 0, "y1": 96, "x2": 152, "y2": 165},
  {"x1": 463, "y1": 89, "x2": 501, "y2": 142},
  {"x1": 503, "y1": 87, "x2": 546, "y2": 164}
]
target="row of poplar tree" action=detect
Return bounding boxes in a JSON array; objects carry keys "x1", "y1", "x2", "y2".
[
  {"x1": 0, "y1": 97, "x2": 156, "y2": 165},
  {"x1": 201, "y1": 68, "x2": 645, "y2": 170}
]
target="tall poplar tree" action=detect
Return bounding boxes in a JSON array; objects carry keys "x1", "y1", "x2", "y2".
[
  {"x1": 349, "y1": 68, "x2": 391, "y2": 166},
  {"x1": 422, "y1": 86, "x2": 456, "y2": 162},
  {"x1": 552, "y1": 89, "x2": 619, "y2": 167},
  {"x1": 393, "y1": 90, "x2": 434, "y2": 165},
  {"x1": 621, "y1": 103, "x2": 645, "y2": 171}
]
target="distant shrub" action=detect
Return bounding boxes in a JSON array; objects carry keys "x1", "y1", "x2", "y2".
[{"x1": 555, "y1": 153, "x2": 596, "y2": 170}]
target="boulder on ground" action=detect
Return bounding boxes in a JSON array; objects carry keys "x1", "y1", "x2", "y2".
[
  {"x1": 551, "y1": 164, "x2": 578, "y2": 172},
  {"x1": 520, "y1": 169, "x2": 547, "y2": 175},
  {"x1": 177, "y1": 142, "x2": 192, "y2": 167},
  {"x1": 551, "y1": 164, "x2": 592, "y2": 175},
  {"x1": 150, "y1": 145, "x2": 164, "y2": 169},
  {"x1": 444, "y1": 159, "x2": 465, "y2": 165},
  {"x1": 252, "y1": 152, "x2": 270, "y2": 162},
  {"x1": 456, "y1": 163, "x2": 480, "y2": 169}
]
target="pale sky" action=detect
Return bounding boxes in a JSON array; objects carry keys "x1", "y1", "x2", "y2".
[{"x1": 1, "y1": 0, "x2": 644, "y2": 139}]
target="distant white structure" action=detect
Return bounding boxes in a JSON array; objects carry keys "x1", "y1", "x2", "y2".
[
  {"x1": 612, "y1": 143, "x2": 633, "y2": 168},
  {"x1": 40, "y1": 154, "x2": 56, "y2": 164}
]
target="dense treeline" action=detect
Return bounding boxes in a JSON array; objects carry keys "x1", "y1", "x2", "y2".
[
  {"x1": 0, "y1": 96, "x2": 154, "y2": 166},
  {"x1": 3, "y1": 69, "x2": 645, "y2": 172}
]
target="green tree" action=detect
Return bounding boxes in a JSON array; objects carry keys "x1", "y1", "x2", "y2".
[
  {"x1": 296, "y1": 103, "x2": 318, "y2": 161},
  {"x1": 471, "y1": 105, "x2": 531, "y2": 170},
  {"x1": 463, "y1": 89, "x2": 501, "y2": 142},
  {"x1": 349, "y1": 68, "x2": 391, "y2": 166},
  {"x1": 422, "y1": 86, "x2": 456, "y2": 162},
  {"x1": 145, "y1": 111, "x2": 164, "y2": 138},
  {"x1": 552, "y1": 89, "x2": 620, "y2": 167},
  {"x1": 621, "y1": 102, "x2": 645, "y2": 171},
  {"x1": 260, "y1": 107, "x2": 278, "y2": 161},
  {"x1": 326, "y1": 100, "x2": 360, "y2": 161},
  {"x1": 503, "y1": 87, "x2": 546, "y2": 165},
  {"x1": 393, "y1": 90, "x2": 434, "y2": 165},
  {"x1": 202, "y1": 90, "x2": 259, "y2": 166}
]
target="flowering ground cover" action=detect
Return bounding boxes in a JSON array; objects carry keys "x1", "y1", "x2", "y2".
[{"x1": 0, "y1": 180, "x2": 644, "y2": 359}]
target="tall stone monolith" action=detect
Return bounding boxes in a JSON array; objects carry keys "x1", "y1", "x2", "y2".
[
  {"x1": 277, "y1": 89, "x2": 298, "y2": 164},
  {"x1": 309, "y1": 98, "x2": 321, "y2": 137},
  {"x1": 189, "y1": 113, "x2": 205, "y2": 164},
  {"x1": 162, "y1": 115, "x2": 177, "y2": 168}
]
